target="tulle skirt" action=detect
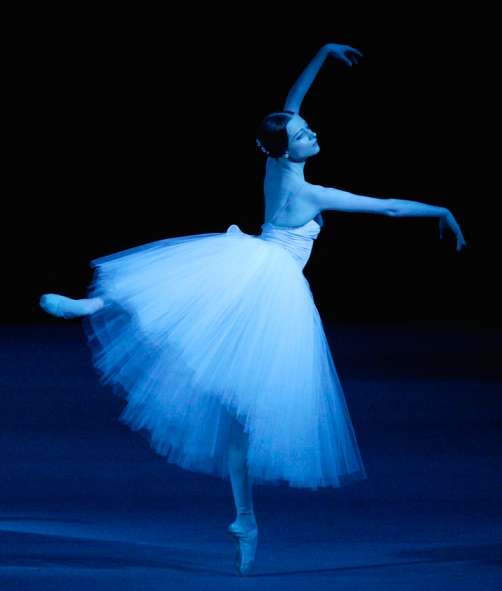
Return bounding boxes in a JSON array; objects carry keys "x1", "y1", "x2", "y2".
[{"x1": 83, "y1": 228, "x2": 366, "y2": 490}]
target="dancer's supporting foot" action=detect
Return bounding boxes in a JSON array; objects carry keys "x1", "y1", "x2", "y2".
[
  {"x1": 227, "y1": 417, "x2": 258, "y2": 576},
  {"x1": 228, "y1": 517, "x2": 258, "y2": 577},
  {"x1": 40, "y1": 294, "x2": 104, "y2": 319}
]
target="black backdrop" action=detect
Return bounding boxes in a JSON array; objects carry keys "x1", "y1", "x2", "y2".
[{"x1": 4, "y1": 2, "x2": 498, "y2": 325}]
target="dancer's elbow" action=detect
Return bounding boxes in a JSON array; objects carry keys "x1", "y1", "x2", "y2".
[{"x1": 385, "y1": 199, "x2": 399, "y2": 216}]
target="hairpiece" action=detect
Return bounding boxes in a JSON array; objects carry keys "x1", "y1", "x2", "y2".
[{"x1": 256, "y1": 138, "x2": 269, "y2": 155}]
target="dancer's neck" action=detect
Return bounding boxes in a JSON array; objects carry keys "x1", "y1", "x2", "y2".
[{"x1": 275, "y1": 157, "x2": 306, "y2": 180}]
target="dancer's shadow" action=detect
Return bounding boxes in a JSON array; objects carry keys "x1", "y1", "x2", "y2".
[
  {"x1": 249, "y1": 543, "x2": 502, "y2": 578},
  {"x1": 0, "y1": 528, "x2": 226, "y2": 574},
  {"x1": 393, "y1": 543, "x2": 502, "y2": 568}
]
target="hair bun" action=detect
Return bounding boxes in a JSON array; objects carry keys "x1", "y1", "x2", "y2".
[{"x1": 256, "y1": 111, "x2": 293, "y2": 160}]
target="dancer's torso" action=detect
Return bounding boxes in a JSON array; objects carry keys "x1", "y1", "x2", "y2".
[{"x1": 263, "y1": 158, "x2": 320, "y2": 228}]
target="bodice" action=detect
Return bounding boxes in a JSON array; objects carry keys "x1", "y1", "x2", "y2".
[
  {"x1": 226, "y1": 218, "x2": 322, "y2": 270},
  {"x1": 259, "y1": 215, "x2": 322, "y2": 270}
]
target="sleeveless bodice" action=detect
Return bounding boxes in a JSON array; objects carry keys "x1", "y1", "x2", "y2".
[
  {"x1": 259, "y1": 215, "x2": 322, "y2": 270},
  {"x1": 259, "y1": 159, "x2": 324, "y2": 269},
  {"x1": 226, "y1": 160, "x2": 324, "y2": 270}
]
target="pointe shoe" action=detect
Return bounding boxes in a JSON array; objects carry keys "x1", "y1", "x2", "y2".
[
  {"x1": 40, "y1": 294, "x2": 104, "y2": 318},
  {"x1": 40, "y1": 294, "x2": 100, "y2": 319},
  {"x1": 40, "y1": 294, "x2": 77, "y2": 318},
  {"x1": 227, "y1": 522, "x2": 258, "y2": 577}
]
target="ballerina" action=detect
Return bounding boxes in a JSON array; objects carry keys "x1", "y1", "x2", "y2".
[{"x1": 40, "y1": 42, "x2": 465, "y2": 577}]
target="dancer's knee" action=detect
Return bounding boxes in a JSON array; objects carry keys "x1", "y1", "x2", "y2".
[
  {"x1": 227, "y1": 445, "x2": 247, "y2": 468},
  {"x1": 227, "y1": 416, "x2": 249, "y2": 452}
]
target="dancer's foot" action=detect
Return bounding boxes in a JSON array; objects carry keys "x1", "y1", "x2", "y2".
[
  {"x1": 40, "y1": 294, "x2": 104, "y2": 318},
  {"x1": 227, "y1": 521, "x2": 258, "y2": 577}
]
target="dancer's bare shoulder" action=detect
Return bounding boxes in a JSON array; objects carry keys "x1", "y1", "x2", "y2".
[
  {"x1": 291, "y1": 186, "x2": 322, "y2": 221},
  {"x1": 266, "y1": 184, "x2": 320, "y2": 227}
]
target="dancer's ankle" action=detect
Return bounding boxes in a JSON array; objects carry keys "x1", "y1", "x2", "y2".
[{"x1": 235, "y1": 508, "x2": 257, "y2": 530}]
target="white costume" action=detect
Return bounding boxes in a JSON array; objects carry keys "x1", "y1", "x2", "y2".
[{"x1": 83, "y1": 160, "x2": 366, "y2": 490}]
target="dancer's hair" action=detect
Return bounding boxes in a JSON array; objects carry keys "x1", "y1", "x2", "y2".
[{"x1": 256, "y1": 111, "x2": 295, "y2": 158}]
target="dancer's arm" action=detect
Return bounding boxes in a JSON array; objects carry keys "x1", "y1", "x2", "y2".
[
  {"x1": 307, "y1": 186, "x2": 466, "y2": 250},
  {"x1": 284, "y1": 44, "x2": 362, "y2": 114}
]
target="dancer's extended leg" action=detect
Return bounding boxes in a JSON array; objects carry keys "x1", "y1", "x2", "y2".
[
  {"x1": 40, "y1": 294, "x2": 104, "y2": 318},
  {"x1": 227, "y1": 416, "x2": 258, "y2": 576}
]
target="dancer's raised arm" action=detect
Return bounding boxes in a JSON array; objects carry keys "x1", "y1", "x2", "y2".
[{"x1": 284, "y1": 44, "x2": 363, "y2": 114}]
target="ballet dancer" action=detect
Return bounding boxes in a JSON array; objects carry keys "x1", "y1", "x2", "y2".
[{"x1": 40, "y1": 43, "x2": 465, "y2": 577}]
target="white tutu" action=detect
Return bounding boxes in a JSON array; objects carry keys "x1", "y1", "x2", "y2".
[{"x1": 83, "y1": 219, "x2": 366, "y2": 490}]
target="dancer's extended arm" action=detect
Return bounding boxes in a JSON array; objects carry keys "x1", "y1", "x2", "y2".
[
  {"x1": 308, "y1": 186, "x2": 466, "y2": 251},
  {"x1": 284, "y1": 44, "x2": 362, "y2": 114}
]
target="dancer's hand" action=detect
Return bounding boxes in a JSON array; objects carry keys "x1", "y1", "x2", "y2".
[
  {"x1": 324, "y1": 44, "x2": 363, "y2": 67},
  {"x1": 439, "y1": 211, "x2": 466, "y2": 251}
]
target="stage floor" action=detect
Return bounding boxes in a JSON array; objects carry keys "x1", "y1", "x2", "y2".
[{"x1": 0, "y1": 322, "x2": 500, "y2": 590}]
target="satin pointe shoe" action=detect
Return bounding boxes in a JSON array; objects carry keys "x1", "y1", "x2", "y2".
[
  {"x1": 40, "y1": 294, "x2": 79, "y2": 318},
  {"x1": 227, "y1": 522, "x2": 258, "y2": 577},
  {"x1": 40, "y1": 294, "x2": 104, "y2": 318}
]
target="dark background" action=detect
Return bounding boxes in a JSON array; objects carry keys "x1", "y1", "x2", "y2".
[{"x1": 4, "y1": 2, "x2": 498, "y2": 325}]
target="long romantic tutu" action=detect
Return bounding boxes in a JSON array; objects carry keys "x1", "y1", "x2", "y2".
[{"x1": 83, "y1": 225, "x2": 366, "y2": 490}]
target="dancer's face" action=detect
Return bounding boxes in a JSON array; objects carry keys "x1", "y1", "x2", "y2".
[{"x1": 284, "y1": 115, "x2": 320, "y2": 162}]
